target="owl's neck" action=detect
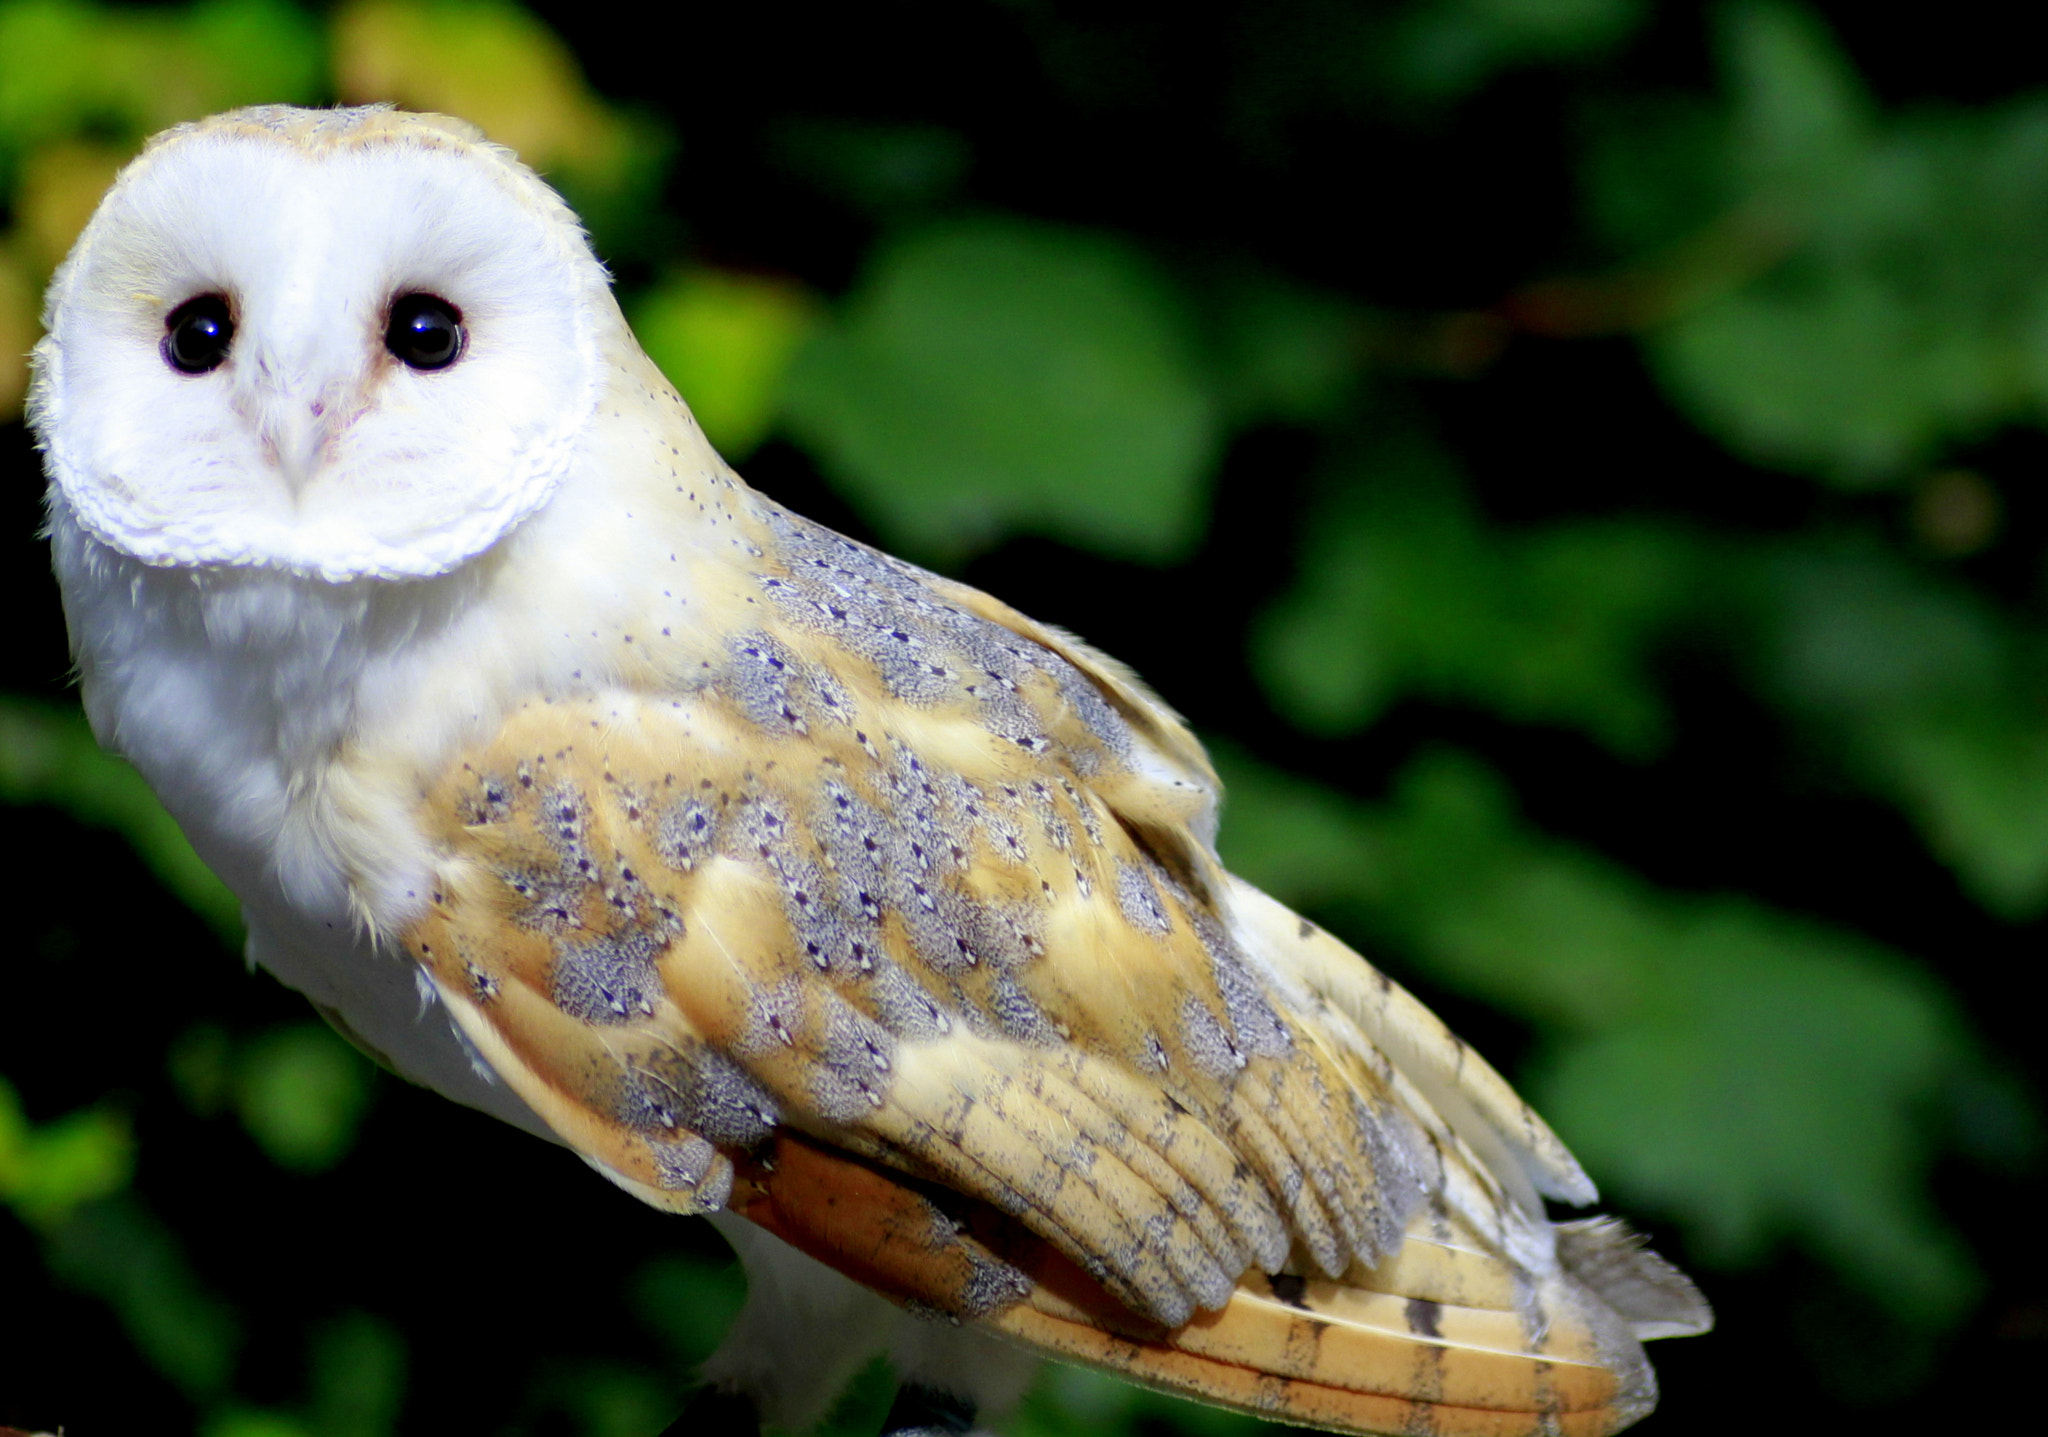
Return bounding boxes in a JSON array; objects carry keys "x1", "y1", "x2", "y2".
[
  {"x1": 48, "y1": 505, "x2": 471, "y2": 919},
  {"x1": 49, "y1": 411, "x2": 754, "y2": 934}
]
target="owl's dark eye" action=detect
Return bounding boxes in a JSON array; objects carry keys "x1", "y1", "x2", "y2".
[
  {"x1": 385, "y1": 293, "x2": 465, "y2": 371},
  {"x1": 162, "y1": 295, "x2": 234, "y2": 374}
]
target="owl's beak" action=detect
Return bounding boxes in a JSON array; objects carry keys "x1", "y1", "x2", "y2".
[
  {"x1": 244, "y1": 378, "x2": 348, "y2": 499},
  {"x1": 236, "y1": 327, "x2": 357, "y2": 497},
  {"x1": 269, "y1": 402, "x2": 330, "y2": 495}
]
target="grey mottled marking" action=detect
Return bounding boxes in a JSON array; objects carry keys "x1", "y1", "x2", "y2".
[
  {"x1": 814, "y1": 777, "x2": 892, "y2": 934},
  {"x1": 810, "y1": 666, "x2": 856, "y2": 726},
  {"x1": 757, "y1": 507, "x2": 1130, "y2": 760},
  {"x1": 608, "y1": 779, "x2": 654, "y2": 827},
  {"x1": 461, "y1": 768, "x2": 515, "y2": 826},
  {"x1": 1046, "y1": 653, "x2": 1134, "y2": 759},
  {"x1": 1354, "y1": 1095, "x2": 1427, "y2": 1260},
  {"x1": 958, "y1": 776, "x2": 1033, "y2": 867},
  {"x1": 601, "y1": 851, "x2": 673, "y2": 934},
  {"x1": 539, "y1": 782, "x2": 598, "y2": 881},
  {"x1": 1196, "y1": 915, "x2": 1292, "y2": 1059},
  {"x1": 791, "y1": 901, "x2": 860, "y2": 973},
  {"x1": 502, "y1": 868, "x2": 586, "y2": 933},
  {"x1": 897, "y1": 875, "x2": 984, "y2": 975},
  {"x1": 955, "y1": 1250, "x2": 1034, "y2": 1318},
  {"x1": 771, "y1": 851, "x2": 834, "y2": 936},
  {"x1": 727, "y1": 792, "x2": 796, "y2": 868},
  {"x1": 655, "y1": 795, "x2": 718, "y2": 871},
  {"x1": 724, "y1": 632, "x2": 812, "y2": 733},
  {"x1": 629, "y1": 1043, "x2": 781, "y2": 1147},
  {"x1": 1116, "y1": 860, "x2": 1173, "y2": 936},
  {"x1": 1179, "y1": 995, "x2": 1247, "y2": 1078},
  {"x1": 649, "y1": 1133, "x2": 719, "y2": 1190},
  {"x1": 886, "y1": 739, "x2": 961, "y2": 874},
  {"x1": 552, "y1": 929, "x2": 664, "y2": 1024},
  {"x1": 982, "y1": 973, "x2": 1053, "y2": 1044},
  {"x1": 864, "y1": 960, "x2": 952, "y2": 1041},
  {"x1": 803, "y1": 997, "x2": 898, "y2": 1121},
  {"x1": 1061, "y1": 777, "x2": 1105, "y2": 848}
]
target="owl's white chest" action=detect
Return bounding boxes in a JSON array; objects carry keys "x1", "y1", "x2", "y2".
[
  {"x1": 47, "y1": 499, "x2": 525, "y2": 1130},
  {"x1": 44, "y1": 423, "x2": 742, "y2": 1137}
]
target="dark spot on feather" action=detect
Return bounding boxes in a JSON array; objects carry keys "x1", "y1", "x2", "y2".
[{"x1": 1267, "y1": 1273, "x2": 1309, "y2": 1309}]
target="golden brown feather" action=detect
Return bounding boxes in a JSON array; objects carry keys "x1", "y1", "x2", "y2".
[{"x1": 401, "y1": 494, "x2": 1706, "y2": 1434}]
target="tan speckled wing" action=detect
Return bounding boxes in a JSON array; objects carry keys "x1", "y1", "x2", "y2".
[{"x1": 402, "y1": 503, "x2": 1693, "y2": 1434}]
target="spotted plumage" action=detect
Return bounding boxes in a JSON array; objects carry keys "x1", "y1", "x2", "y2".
[{"x1": 34, "y1": 105, "x2": 1708, "y2": 1435}]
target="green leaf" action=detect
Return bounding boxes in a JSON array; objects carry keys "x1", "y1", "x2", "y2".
[
  {"x1": 769, "y1": 117, "x2": 970, "y2": 217},
  {"x1": 1858, "y1": 703, "x2": 2048, "y2": 916},
  {"x1": 180, "y1": 0, "x2": 325, "y2": 112},
  {"x1": 1758, "y1": 547, "x2": 2004, "y2": 712},
  {"x1": 782, "y1": 218, "x2": 1217, "y2": 563},
  {"x1": 1532, "y1": 903, "x2": 1977, "y2": 1322},
  {"x1": 203, "y1": 1412, "x2": 314, "y2": 1437},
  {"x1": 632, "y1": 1255, "x2": 745, "y2": 1365},
  {"x1": 0, "y1": 0, "x2": 102, "y2": 157},
  {"x1": 234, "y1": 1024, "x2": 375, "y2": 1174},
  {"x1": 1650, "y1": 10, "x2": 2048, "y2": 481},
  {"x1": 526, "y1": 1362, "x2": 675, "y2": 1437},
  {"x1": 1254, "y1": 452, "x2": 1686, "y2": 754},
  {"x1": 1578, "y1": 92, "x2": 1733, "y2": 259},
  {"x1": 1721, "y1": 0, "x2": 1871, "y2": 196},
  {"x1": 0, "y1": 1074, "x2": 133, "y2": 1225},
  {"x1": 43, "y1": 1196, "x2": 242, "y2": 1397},
  {"x1": 309, "y1": 1312, "x2": 406, "y2": 1437},
  {"x1": 1369, "y1": 751, "x2": 1662, "y2": 1030},
  {"x1": 1210, "y1": 739, "x2": 1384, "y2": 913},
  {"x1": 632, "y1": 269, "x2": 818, "y2": 460},
  {"x1": 1753, "y1": 547, "x2": 2048, "y2": 915},
  {"x1": 0, "y1": 0, "x2": 321, "y2": 160},
  {"x1": 168, "y1": 1023, "x2": 236, "y2": 1119},
  {"x1": 1393, "y1": 0, "x2": 1645, "y2": 102},
  {"x1": 1202, "y1": 275, "x2": 1364, "y2": 426},
  {"x1": 808, "y1": 1356, "x2": 895, "y2": 1437}
]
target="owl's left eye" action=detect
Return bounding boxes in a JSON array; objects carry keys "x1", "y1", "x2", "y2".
[
  {"x1": 386, "y1": 293, "x2": 465, "y2": 371},
  {"x1": 162, "y1": 295, "x2": 234, "y2": 374}
]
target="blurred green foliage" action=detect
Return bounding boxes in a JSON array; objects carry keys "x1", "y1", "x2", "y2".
[
  {"x1": 785, "y1": 218, "x2": 1218, "y2": 563},
  {"x1": 230, "y1": 1025, "x2": 375, "y2": 1174},
  {"x1": 1253, "y1": 429, "x2": 1693, "y2": 754},
  {"x1": 1648, "y1": 4, "x2": 2048, "y2": 481},
  {"x1": 3, "y1": 0, "x2": 2046, "y2": 1435},
  {"x1": 631, "y1": 270, "x2": 817, "y2": 459},
  {"x1": 0, "y1": 1076, "x2": 131, "y2": 1226}
]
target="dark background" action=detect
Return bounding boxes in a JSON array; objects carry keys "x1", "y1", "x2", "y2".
[{"x1": 2, "y1": 2, "x2": 2044, "y2": 1433}]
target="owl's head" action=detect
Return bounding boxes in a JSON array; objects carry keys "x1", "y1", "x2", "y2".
[{"x1": 31, "y1": 105, "x2": 613, "y2": 582}]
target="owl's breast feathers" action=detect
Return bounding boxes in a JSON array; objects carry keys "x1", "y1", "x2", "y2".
[{"x1": 394, "y1": 489, "x2": 1707, "y2": 1436}]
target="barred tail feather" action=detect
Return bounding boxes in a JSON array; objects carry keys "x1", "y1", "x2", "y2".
[{"x1": 732, "y1": 1132, "x2": 1679, "y2": 1437}]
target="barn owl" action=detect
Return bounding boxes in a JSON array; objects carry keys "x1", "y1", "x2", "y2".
[{"x1": 30, "y1": 106, "x2": 1708, "y2": 1436}]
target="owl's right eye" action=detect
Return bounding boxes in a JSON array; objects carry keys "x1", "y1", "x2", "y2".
[{"x1": 162, "y1": 296, "x2": 234, "y2": 374}]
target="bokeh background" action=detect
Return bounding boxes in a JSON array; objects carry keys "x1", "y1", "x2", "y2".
[{"x1": 4, "y1": 1, "x2": 2046, "y2": 1433}]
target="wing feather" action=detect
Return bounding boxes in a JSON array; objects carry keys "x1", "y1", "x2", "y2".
[{"x1": 392, "y1": 500, "x2": 1697, "y2": 1434}]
